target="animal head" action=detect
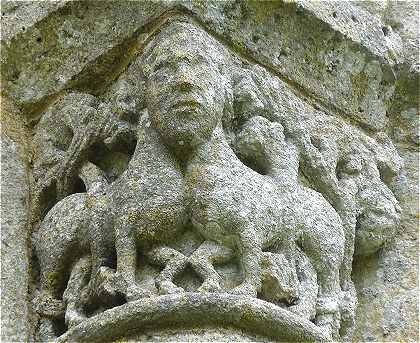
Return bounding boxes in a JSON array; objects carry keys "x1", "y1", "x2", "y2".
[
  {"x1": 353, "y1": 165, "x2": 401, "y2": 255},
  {"x1": 339, "y1": 144, "x2": 402, "y2": 256},
  {"x1": 234, "y1": 116, "x2": 288, "y2": 175},
  {"x1": 260, "y1": 252, "x2": 300, "y2": 305}
]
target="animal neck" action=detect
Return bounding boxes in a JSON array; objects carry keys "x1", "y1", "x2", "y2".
[
  {"x1": 78, "y1": 161, "x2": 108, "y2": 193},
  {"x1": 264, "y1": 142, "x2": 300, "y2": 183},
  {"x1": 187, "y1": 124, "x2": 236, "y2": 169},
  {"x1": 132, "y1": 123, "x2": 183, "y2": 172}
]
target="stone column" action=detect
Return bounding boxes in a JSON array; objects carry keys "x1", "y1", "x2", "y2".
[{"x1": 1, "y1": 1, "x2": 417, "y2": 342}]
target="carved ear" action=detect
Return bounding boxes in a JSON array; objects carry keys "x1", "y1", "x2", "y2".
[
  {"x1": 103, "y1": 60, "x2": 146, "y2": 124},
  {"x1": 222, "y1": 81, "x2": 234, "y2": 120},
  {"x1": 371, "y1": 133, "x2": 403, "y2": 184},
  {"x1": 232, "y1": 67, "x2": 265, "y2": 123},
  {"x1": 33, "y1": 92, "x2": 101, "y2": 166}
]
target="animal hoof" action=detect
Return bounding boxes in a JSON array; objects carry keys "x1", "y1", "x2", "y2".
[
  {"x1": 38, "y1": 318, "x2": 57, "y2": 341},
  {"x1": 315, "y1": 312, "x2": 340, "y2": 341},
  {"x1": 230, "y1": 283, "x2": 257, "y2": 298},
  {"x1": 91, "y1": 267, "x2": 119, "y2": 298},
  {"x1": 65, "y1": 308, "x2": 86, "y2": 328},
  {"x1": 157, "y1": 281, "x2": 184, "y2": 295},
  {"x1": 198, "y1": 280, "x2": 222, "y2": 293},
  {"x1": 126, "y1": 285, "x2": 152, "y2": 302}
]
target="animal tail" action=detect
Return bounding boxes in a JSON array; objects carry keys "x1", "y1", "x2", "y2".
[{"x1": 78, "y1": 162, "x2": 109, "y2": 193}]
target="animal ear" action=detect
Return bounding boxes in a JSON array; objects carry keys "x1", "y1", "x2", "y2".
[
  {"x1": 221, "y1": 78, "x2": 235, "y2": 136},
  {"x1": 370, "y1": 132, "x2": 403, "y2": 185},
  {"x1": 269, "y1": 121, "x2": 285, "y2": 138},
  {"x1": 222, "y1": 77, "x2": 234, "y2": 114}
]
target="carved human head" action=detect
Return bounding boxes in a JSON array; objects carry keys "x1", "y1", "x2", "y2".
[{"x1": 142, "y1": 19, "x2": 232, "y2": 151}]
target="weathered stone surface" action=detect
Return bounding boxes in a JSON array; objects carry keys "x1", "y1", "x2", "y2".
[
  {"x1": 57, "y1": 294, "x2": 330, "y2": 342},
  {"x1": 1, "y1": 98, "x2": 32, "y2": 342},
  {"x1": 1, "y1": 1, "x2": 418, "y2": 342},
  {"x1": 118, "y1": 327, "x2": 271, "y2": 342},
  {"x1": 0, "y1": 1, "x2": 408, "y2": 129},
  {"x1": 1, "y1": 1, "x2": 69, "y2": 43},
  {"x1": 1, "y1": 1, "x2": 168, "y2": 118},
  {"x1": 352, "y1": 144, "x2": 419, "y2": 342},
  {"x1": 353, "y1": 0, "x2": 419, "y2": 65}
]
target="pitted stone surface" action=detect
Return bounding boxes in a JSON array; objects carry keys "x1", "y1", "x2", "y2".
[
  {"x1": 1, "y1": 2, "x2": 417, "y2": 342},
  {"x1": 1, "y1": 103, "x2": 32, "y2": 342},
  {"x1": 57, "y1": 294, "x2": 330, "y2": 342}
]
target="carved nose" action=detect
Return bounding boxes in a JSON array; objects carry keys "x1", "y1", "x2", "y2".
[{"x1": 176, "y1": 65, "x2": 194, "y2": 92}]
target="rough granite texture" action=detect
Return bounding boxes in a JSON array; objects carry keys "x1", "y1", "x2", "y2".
[{"x1": 1, "y1": 1, "x2": 418, "y2": 342}]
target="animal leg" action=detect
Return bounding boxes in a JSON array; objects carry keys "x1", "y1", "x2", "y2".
[
  {"x1": 63, "y1": 256, "x2": 91, "y2": 328},
  {"x1": 337, "y1": 206, "x2": 357, "y2": 290},
  {"x1": 34, "y1": 258, "x2": 66, "y2": 341},
  {"x1": 147, "y1": 246, "x2": 187, "y2": 295},
  {"x1": 116, "y1": 226, "x2": 150, "y2": 301},
  {"x1": 339, "y1": 280, "x2": 357, "y2": 341},
  {"x1": 189, "y1": 240, "x2": 233, "y2": 293},
  {"x1": 306, "y1": 233, "x2": 343, "y2": 340},
  {"x1": 88, "y1": 221, "x2": 114, "y2": 296},
  {"x1": 38, "y1": 318, "x2": 57, "y2": 342},
  {"x1": 230, "y1": 232, "x2": 262, "y2": 297},
  {"x1": 338, "y1": 210, "x2": 357, "y2": 340}
]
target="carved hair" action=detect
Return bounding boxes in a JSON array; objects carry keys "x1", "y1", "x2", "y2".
[
  {"x1": 139, "y1": 18, "x2": 235, "y2": 127},
  {"x1": 141, "y1": 18, "x2": 232, "y2": 79}
]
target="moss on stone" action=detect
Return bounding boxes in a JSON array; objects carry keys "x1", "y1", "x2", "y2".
[
  {"x1": 351, "y1": 71, "x2": 369, "y2": 101},
  {"x1": 247, "y1": 0, "x2": 283, "y2": 24}
]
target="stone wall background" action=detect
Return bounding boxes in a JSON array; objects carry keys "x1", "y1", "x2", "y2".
[
  {"x1": 1, "y1": 97, "x2": 32, "y2": 341},
  {"x1": 1, "y1": 1, "x2": 418, "y2": 342},
  {"x1": 351, "y1": 2, "x2": 418, "y2": 341}
]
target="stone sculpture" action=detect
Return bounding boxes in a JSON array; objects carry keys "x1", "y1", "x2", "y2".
[{"x1": 32, "y1": 18, "x2": 402, "y2": 342}]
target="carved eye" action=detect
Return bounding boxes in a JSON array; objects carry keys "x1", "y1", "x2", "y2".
[
  {"x1": 191, "y1": 54, "x2": 205, "y2": 65},
  {"x1": 154, "y1": 59, "x2": 170, "y2": 72}
]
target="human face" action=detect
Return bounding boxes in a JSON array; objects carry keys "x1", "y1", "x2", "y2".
[{"x1": 146, "y1": 47, "x2": 226, "y2": 151}]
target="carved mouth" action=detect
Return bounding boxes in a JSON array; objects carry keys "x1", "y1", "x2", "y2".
[{"x1": 173, "y1": 100, "x2": 201, "y2": 110}]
